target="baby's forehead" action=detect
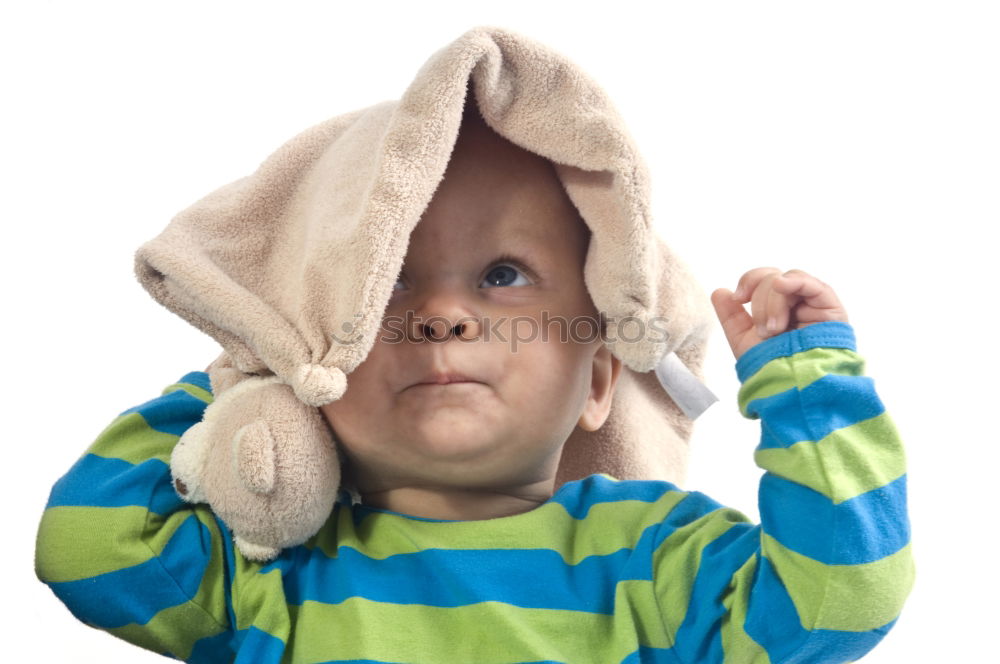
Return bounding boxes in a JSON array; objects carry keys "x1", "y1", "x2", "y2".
[
  {"x1": 399, "y1": 106, "x2": 592, "y2": 271},
  {"x1": 455, "y1": 128, "x2": 590, "y2": 232}
]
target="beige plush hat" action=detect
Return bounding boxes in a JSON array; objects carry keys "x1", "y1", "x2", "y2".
[{"x1": 134, "y1": 25, "x2": 715, "y2": 559}]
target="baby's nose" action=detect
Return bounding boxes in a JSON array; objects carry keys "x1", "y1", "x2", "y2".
[
  {"x1": 405, "y1": 284, "x2": 484, "y2": 342},
  {"x1": 415, "y1": 316, "x2": 481, "y2": 342}
]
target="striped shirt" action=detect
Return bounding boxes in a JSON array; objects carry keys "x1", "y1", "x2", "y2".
[{"x1": 35, "y1": 321, "x2": 914, "y2": 663}]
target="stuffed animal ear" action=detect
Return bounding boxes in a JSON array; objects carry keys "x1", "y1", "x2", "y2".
[
  {"x1": 234, "y1": 419, "x2": 277, "y2": 495},
  {"x1": 205, "y1": 351, "x2": 259, "y2": 395}
]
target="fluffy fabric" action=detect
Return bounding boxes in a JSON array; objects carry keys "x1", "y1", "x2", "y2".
[{"x1": 133, "y1": 25, "x2": 714, "y2": 559}]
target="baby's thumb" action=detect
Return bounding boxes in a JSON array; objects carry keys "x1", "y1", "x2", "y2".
[
  {"x1": 709, "y1": 288, "x2": 748, "y2": 354},
  {"x1": 710, "y1": 288, "x2": 740, "y2": 324}
]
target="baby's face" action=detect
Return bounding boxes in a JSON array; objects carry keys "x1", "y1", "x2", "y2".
[{"x1": 320, "y1": 113, "x2": 618, "y2": 496}]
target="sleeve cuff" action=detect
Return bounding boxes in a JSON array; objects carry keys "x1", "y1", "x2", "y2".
[{"x1": 735, "y1": 321, "x2": 856, "y2": 383}]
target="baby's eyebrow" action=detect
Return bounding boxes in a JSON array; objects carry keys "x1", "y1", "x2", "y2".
[
  {"x1": 492, "y1": 242, "x2": 552, "y2": 273},
  {"x1": 496, "y1": 233, "x2": 554, "y2": 259}
]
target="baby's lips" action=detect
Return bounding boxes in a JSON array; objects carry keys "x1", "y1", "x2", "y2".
[{"x1": 405, "y1": 368, "x2": 483, "y2": 390}]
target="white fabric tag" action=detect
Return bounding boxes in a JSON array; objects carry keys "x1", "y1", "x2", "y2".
[{"x1": 654, "y1": 351, "x2": 719, "y2": 419}]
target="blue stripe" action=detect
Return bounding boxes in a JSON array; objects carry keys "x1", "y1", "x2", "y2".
[
  {"x1": 744, "y1": 554, "x2": 809, "y2": 658},
  {"x1": 551, "y1": 474, "x2": 680, "y2": 520},
  {"x1": 788, "y1": 619, "x2": 898, "y2": 663},
  {"x1": 177, "y1": 370, "x2": 213, "y2": 394},
  {"x1": 213, "y1": 512, "x2": 240, "y2": 637},
  {"x1": 760, "y1": 474, "x2": 909, "y2": 564},
  {"x1": 748, "y1": 374, "x2": 885, "y2": 449},
  {"x1": 48, "y1": 513, "x2": 212, "y2": 628},
  {"x1": 621, "y1": 646, "x2": 681, "y2": 663},
  {"x1": 46, "y1": 454, "x2": 182, "y2": 515},
  {"x1": 187, "y1": 629, "x2": 235, "y2": 663},
  {"x1": 269, "y1": 541, "x2": 645, "y2": 614},
  {"x1": 233, "y1": 627, "x2": 286, "y2": 663},
  {"x1": 118, "y1": 386, "x2": 210, "y2": 437},
  {"x1": 746, "y1": 557, "x2": 896, "y2": 663},
  {"x1": 265, "y1": 488, "x2": 726, "y2": 615},
  {"x1": 672, "y1": 524, "x2": 759, "y2": 664},
  {"x1": 736, "y1": 322, "x2": 856, "y2": 382},
  {"x1": 651, "y1": 491, "x2": 731, "y2": 550}
]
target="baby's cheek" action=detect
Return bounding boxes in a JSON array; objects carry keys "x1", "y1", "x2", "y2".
[
  {"x1": 318, "y1": 402, "x2": 336, "y2": 428},
  {"x1": 319, "y1": 396, "x2": 359, "y2": 436}
]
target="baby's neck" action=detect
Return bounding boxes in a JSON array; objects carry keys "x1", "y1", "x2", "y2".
[{"x1": 358, "y1": 481, "x2": 554, "y2": 521}]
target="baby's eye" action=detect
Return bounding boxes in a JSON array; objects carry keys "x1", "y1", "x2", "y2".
[
  {"x1": 392, "y1": 259, "x2": 534, "y2": 293},
  {"x1": 481, "y1": 263, "x2": 531, "y2": 288}
]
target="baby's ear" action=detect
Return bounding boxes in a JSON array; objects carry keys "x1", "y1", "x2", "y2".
[{"x1": 577, "y1": 347, "x2": 622, "y2": 432}]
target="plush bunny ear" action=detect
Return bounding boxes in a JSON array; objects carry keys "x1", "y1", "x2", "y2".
[{"x1": 175, "y1": 351, "x2": 341, "y2": 561}]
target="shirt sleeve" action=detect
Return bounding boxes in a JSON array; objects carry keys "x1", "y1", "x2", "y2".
[
  {"x1": 653, "y1": 321, "x2": 915, "y2": 664},
  {"x1": 34, "y1": 371, "x2": 239, "y2": 663}
]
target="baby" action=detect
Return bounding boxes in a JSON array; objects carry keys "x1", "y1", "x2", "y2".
[
  {"x1": 35, "y1": 105, "x2": 913, "y2": 663},
  {"x1": 317, "y1": 110, "x2": 621, "y2": 522}
]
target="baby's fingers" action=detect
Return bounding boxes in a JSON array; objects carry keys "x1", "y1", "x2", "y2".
[
  {"x1": 731, "y1": 266, "x2": 782, "y2": 302},
  {"x1": 771, "y1": 270, "x2": 849, "y2": 325},
  {"x1": 772, "y1": 271, "x2": 841, "y2": 308},
  {"x1": 750, "y1": 272, "x2": 793, "y2": 337}
]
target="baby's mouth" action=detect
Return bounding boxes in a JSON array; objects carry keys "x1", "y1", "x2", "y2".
[{"x1": 407, "y1": 369, "x2": 482, "y2": 389}]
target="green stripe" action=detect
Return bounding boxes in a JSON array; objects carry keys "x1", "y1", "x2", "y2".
[
  {"x1": 232, "y1": 567, "x2": 289, "y2": 636},
  {"x1": 107, "y1": 597, "x2": 229, "y2": 660},
  {"x1": 754, "y1": 413, "x2": 906, "y2": 503},
  {"x1": 611, "y1": 579, "x2": 673, "y2": 650},
  {"x1": 35, "y1": 504, "x2": 218, "y2": 584},
  {"x1": 87, "y1": 411, "x2": 178, "y2": 465},
  {"x1": 36, "y1": 505, "x2": 157, "y2": 582},
  {"x1": 103, "y1": 507, "x2": 231, "y2": 658},
  {"x1": 720, "y1": 555, "x2": 771, "y2": 663},
  {"x1": 163, "y1": 381, "x2": 214, "y2": 404},
  {"x1": 86, "y1": 380, "x2": 211, "y2": 465},
  {"x1": 761, "y1": 533, "x2": 915, "y2": 631},
  {"x1": 183, "y1": 508, "x2": 232, "y2": 626},
  {"x1": 739, "y1": 347, "x2": 864, "y2": 415},
  {"x1": 653, "y1": 506, "x2": 753, "y2": 647},
  {"x1": 316, "y1": 491, "x2": 689, "y2": 564},
  {"x1": 283, "y1": 597, "x2": 633, "y2": 663}
]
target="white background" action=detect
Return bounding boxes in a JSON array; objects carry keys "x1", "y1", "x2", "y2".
[{"x1": 5, "y1": 1, "x2": 997, "y2": 661}]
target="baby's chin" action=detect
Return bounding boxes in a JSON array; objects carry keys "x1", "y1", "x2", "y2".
[
  {"x1": 400, "y1": 424, "x2": 515, "y2": 464},
  {"x1": 375, "y1": 428, "x2": 559, "y2": 485}
]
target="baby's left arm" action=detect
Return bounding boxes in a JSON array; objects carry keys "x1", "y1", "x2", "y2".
[{"x1": 653, "y1": 267, "x2": 913, "y2": 663}]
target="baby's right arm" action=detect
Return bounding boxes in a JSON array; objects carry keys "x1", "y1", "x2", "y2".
[{"x1": 34, "y1": 371, "x2": 237, "y2": 661}]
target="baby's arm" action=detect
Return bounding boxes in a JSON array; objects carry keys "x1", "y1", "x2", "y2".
[
  {"x1": 658, "y1": 268, "x2": 913, "y2": 663},
  {"x1": 34, "y1": 372, "x2": 238, "y2": 661}
]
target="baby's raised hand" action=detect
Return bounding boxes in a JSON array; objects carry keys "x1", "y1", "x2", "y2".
[{"x1": 710, "y1": 267, "x2": 849, "y2": 360}]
